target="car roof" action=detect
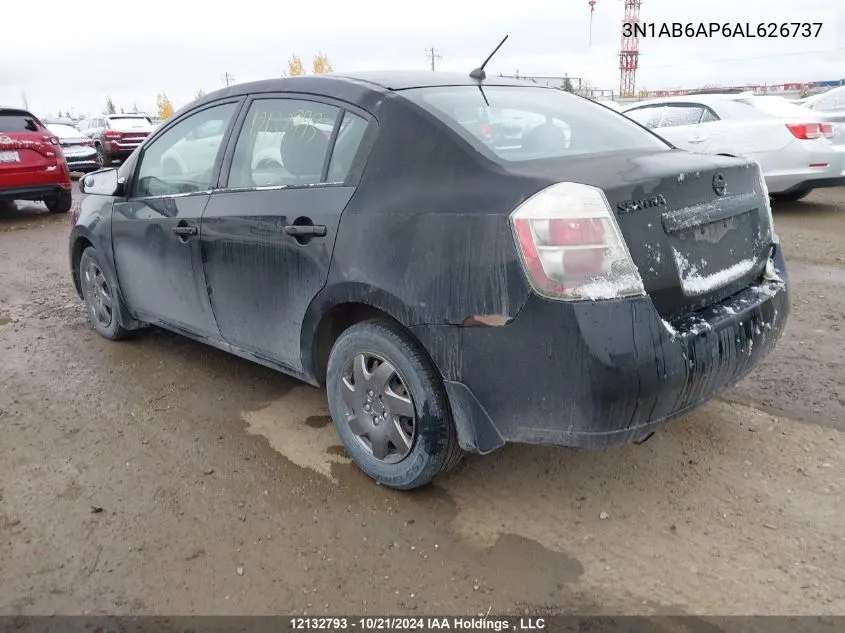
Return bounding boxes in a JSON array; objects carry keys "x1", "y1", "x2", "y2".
[
  {"x1": 202, "y1": 71, "x2": 546, "y2": 101},
  {"x1": 622, "y1": 94, "x2": 752, "y2": 109},
  {"x1": 322, "y1": 71, "x2": 540, "y2": 91},
  {"x1": 0, "y1": 106, "x2": 35, "y2": 115}
]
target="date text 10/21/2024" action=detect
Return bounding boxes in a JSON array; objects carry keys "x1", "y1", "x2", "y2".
[{"x1": 289, "y1": 617, "x2": 547, "y2": 631}]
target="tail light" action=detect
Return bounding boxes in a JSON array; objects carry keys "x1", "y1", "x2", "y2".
[
  {"x1": 786, "y1": 123, "x2": 822, "y2": 140},
  {"x1": 820, "y1": 123, "x2": 835, "y2": 139},
  {"x1": 81, "y1": 139, "x2": 94, "y2": 146},
  {"x1": 42, "y1": 135, "x2": 59, "y2": 145},
  {"x1": 103, "y1": 130, "x2": 121, "y2": 138},
  {"x1": 509, "y1": 182, "x2": 645, "y2": 301},
  {"x1": 479, "y1": 122, "x2": 493, "y2": 140}
]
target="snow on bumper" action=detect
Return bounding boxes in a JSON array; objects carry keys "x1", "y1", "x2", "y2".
[{"x1": 414, "y1": 247, "x2": 790, "y2": 454}]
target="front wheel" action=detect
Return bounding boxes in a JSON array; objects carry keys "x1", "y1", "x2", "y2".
[
  {"x1": 771, "y1": 189, "x2": 812, "y2": 203},
  {"x1": 326, "y1": 319, "x2": 463, "y2": 489},
  {"x1": 78, "y1": 247, "x2": 132, "y2": 340},
  {"x1": 45, "y1": 189, "x2": 72, "y2": 213}
]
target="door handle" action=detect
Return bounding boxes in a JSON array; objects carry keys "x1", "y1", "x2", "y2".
[
  {"x1": 284, "y1": 225, "x2": 327, "y2": 237},
  {"x1": 688, "y1": 135, "x2": 707, "y2": 143},
  {"x1": 171, "y1": 225, "x2": 198, "y2": 236}
]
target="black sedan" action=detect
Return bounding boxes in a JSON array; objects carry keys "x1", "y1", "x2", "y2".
[{"x1": 68, "y1": 71, "x2": 789, "y2": 489}]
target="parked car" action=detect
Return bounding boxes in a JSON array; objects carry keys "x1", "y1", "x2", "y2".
[
  {"x1": 42, "y1": 116, "x2": 78, "y2": 128},
  {"x1": 796, "y1": 85, "x2": 845, "y2": 120},
  {"x1": 622, "y1": 94, "x2": 845, "y2": 202},
  {"x1": 0, "y1": 106, "x2": 72, "y2": 213},
  {"x1": 46, "y1": 123, "x2": 99, "y2": 173},
  {"x1": 77, "y1": 114, "x2": 154, "y2": 167},
  {"x1": 69, "y1": 72, "x2": 788, "y2": 489}
]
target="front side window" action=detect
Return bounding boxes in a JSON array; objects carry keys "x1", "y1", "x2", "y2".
[
  {"x1": 402, "y1": 86, "x2": 669, "y2": 163},
  {"x1": 134, "y1": 102, "x2": 237, "y2": 198},
  {"x1": 228, "y1": 99, "x2": 340, "y2": 188}
]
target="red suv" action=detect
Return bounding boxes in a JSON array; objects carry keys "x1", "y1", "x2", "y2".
[{"x1": 0, "y1": 107, "x2": 72, "y2": 213}]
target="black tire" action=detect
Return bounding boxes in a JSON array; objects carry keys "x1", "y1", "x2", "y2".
[
  {"x1": 771, "y1": 189, "x2": 812, "y2": 203},
  {"x1": 96, "y1": 144, "x2": 109, "y2": 168},
  {"x1": 326, "y1": 319, "x2": 463, "y2": 490},
  {"x1": 78, "y1": 246, "x2": 132, "y2": 340},
  {"x1": 45, "y1": 189, "x2": 72, "y2": 213}
]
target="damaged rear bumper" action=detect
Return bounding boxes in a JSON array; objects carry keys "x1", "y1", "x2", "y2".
[{"x1": 412, "y1": 246, "x2": 790, "y2": 454}]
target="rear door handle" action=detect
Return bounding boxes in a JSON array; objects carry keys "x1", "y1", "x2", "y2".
[
  {"x1": 688, "y1": 135, "x2": 708, "y2": 143},
  {"x1": 171, "y1": 225, "x2": 198, "y2": 236},
  {"x1": 284, "y1": 225, "x2": 327, "y2": 237}
]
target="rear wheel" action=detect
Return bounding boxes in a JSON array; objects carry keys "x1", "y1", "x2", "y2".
[
  {"x1": 79, "y1": 247, "x2": 131, "y2": 340},
  {"x1": 45, "y1": 190, "x2": 72, "y2": 213},
  {"x1": 326, "y1": 319, "x2": 463, "y2": 489},
  {"x1": 96, "y1": 144, "x2": 109, "y2": 168},
  {"x1": 771, "y1": 189, "x2": 812, "y2": 203}
]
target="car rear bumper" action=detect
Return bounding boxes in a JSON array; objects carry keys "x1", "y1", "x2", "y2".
[
  {"x1": 0, "y1": 182, "x2": 71, "y2": 202},
  {"x1": 765, "y1": 141, "x2": 845, "y2": 193},
  {"x1": 779, "y1": 175, "x2": 845, "y2": 195},
  {"x1": 412, "y1": 245, "x2": 790, "y2": 454},
  {"x1": 66, "y1": 157, "x2": 100, "y2": 173}
]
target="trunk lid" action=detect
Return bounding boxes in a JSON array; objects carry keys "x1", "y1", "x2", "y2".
[
  {"x1": 0, "y1": 109, "x2": 62, "y2": 173},
  {"x1": 0, "y1": 132, "x2": 61, "y2": 173},
  {"x1": 511, "y1": 150, "x2": 773, "y2": 318}
]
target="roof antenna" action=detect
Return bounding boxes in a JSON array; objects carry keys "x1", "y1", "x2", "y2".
[{"x1": 470, "y1": 35, "x2": 509, "y2": 81}]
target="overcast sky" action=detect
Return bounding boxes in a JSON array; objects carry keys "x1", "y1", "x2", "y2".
[{"x1": 1, "y1": 0, "x2": 841, "y2": 117}]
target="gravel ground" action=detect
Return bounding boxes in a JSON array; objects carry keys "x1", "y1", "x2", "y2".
[{"x1": 0, "y1": 187, "x2": 843, "y2": 616}]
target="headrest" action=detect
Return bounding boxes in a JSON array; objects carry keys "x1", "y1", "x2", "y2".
[{"x1": 280, "y1": 124, "x2": 330, "y2": 178}]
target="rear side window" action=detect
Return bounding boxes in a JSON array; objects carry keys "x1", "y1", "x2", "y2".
[
  {"x1": 402, "y1": 86, "x2": 669, "y2": 163},
  {"x1": 0, "y1": 111, "x2": 40, "y2": 133},
  {"x1": 228, "y1": 99, "x2": 341, "y2": 188},
  {"x1": 660, "y1": 105, "x2": 706, "y2": 127},
  {"x1": 625, "y1": 106, "x2": 662, "y2": 128},
  {"x1": 328, "y1": 112, "x2": 369, "y2": 182},
  {"x1": 109, "y1": 117, "x2": 153, "y2": 132}
]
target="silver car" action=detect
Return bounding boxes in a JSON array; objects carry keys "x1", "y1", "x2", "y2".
[{"x1": 46, "y1": 123, "x2": 100, "y2": 173}]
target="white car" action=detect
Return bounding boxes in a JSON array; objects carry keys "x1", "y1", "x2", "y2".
[
  {"x1": 796, "y1": 86, "x2": 845, "y2": 122},
  {"x1": 46, "y1": 123, "x2": 99, "y2": 173},
  {"x1": 623, "y1": 94, "x2": 845, "y2": 201}
]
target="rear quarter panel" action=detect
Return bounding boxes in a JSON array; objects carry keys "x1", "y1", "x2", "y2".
[{"x1": 308, "y1": 93, "x2": 538, "y2": 329}]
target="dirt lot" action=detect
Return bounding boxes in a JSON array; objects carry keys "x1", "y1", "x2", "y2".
[{"x1": 1, "y1": 187, "x2": 844, "y2": 617}]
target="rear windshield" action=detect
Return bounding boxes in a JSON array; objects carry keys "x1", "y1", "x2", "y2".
[
  {"x1": 108, "y1": 117, "x2": 153, "y2": 132},
  {"x1": 736, "y1": 97, "x2": 816, "y2": 119},
  {"x1": 0, "y1": 111, "x2": 41, "y2": 133},
  {"x1": 47, "y1": 124, "x2": 83, "y2": 138},
  {"x1": 402, "y1": 86, "x2": 669, "y2": 162},
  {"x1": 808, "y1": 87, "x2": 845, "y2": 112}
]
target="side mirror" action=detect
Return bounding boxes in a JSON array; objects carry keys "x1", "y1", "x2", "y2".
[{"x1": 80, "y1": 168, "x2": 123, "y2": 197}]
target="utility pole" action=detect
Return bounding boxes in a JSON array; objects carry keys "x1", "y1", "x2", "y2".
[
  {"x1": 424, "y1": 47, "x2": 441, "y2": 71},
  {"x1": 221, "y1": 72, "x2": 235, "y2": 87}
]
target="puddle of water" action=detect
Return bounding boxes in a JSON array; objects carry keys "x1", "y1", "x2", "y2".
[
  {"x1": 242, "y1": 386, "x2": 351, "y2": 482},
  {"x1": 305, "y1": 415, "x2": 332, "y2": 429},
  {"x1": 0, "y1": 316, "x2": 11, "y2": 326}
]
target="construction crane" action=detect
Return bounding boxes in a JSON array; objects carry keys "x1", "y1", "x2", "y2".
[
  {"x1": 619, "y1": 0, "x2": 642, "y2": 98},
  {"x1": 589, "y1": 0, "x2": 642, "y2": 98}
]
